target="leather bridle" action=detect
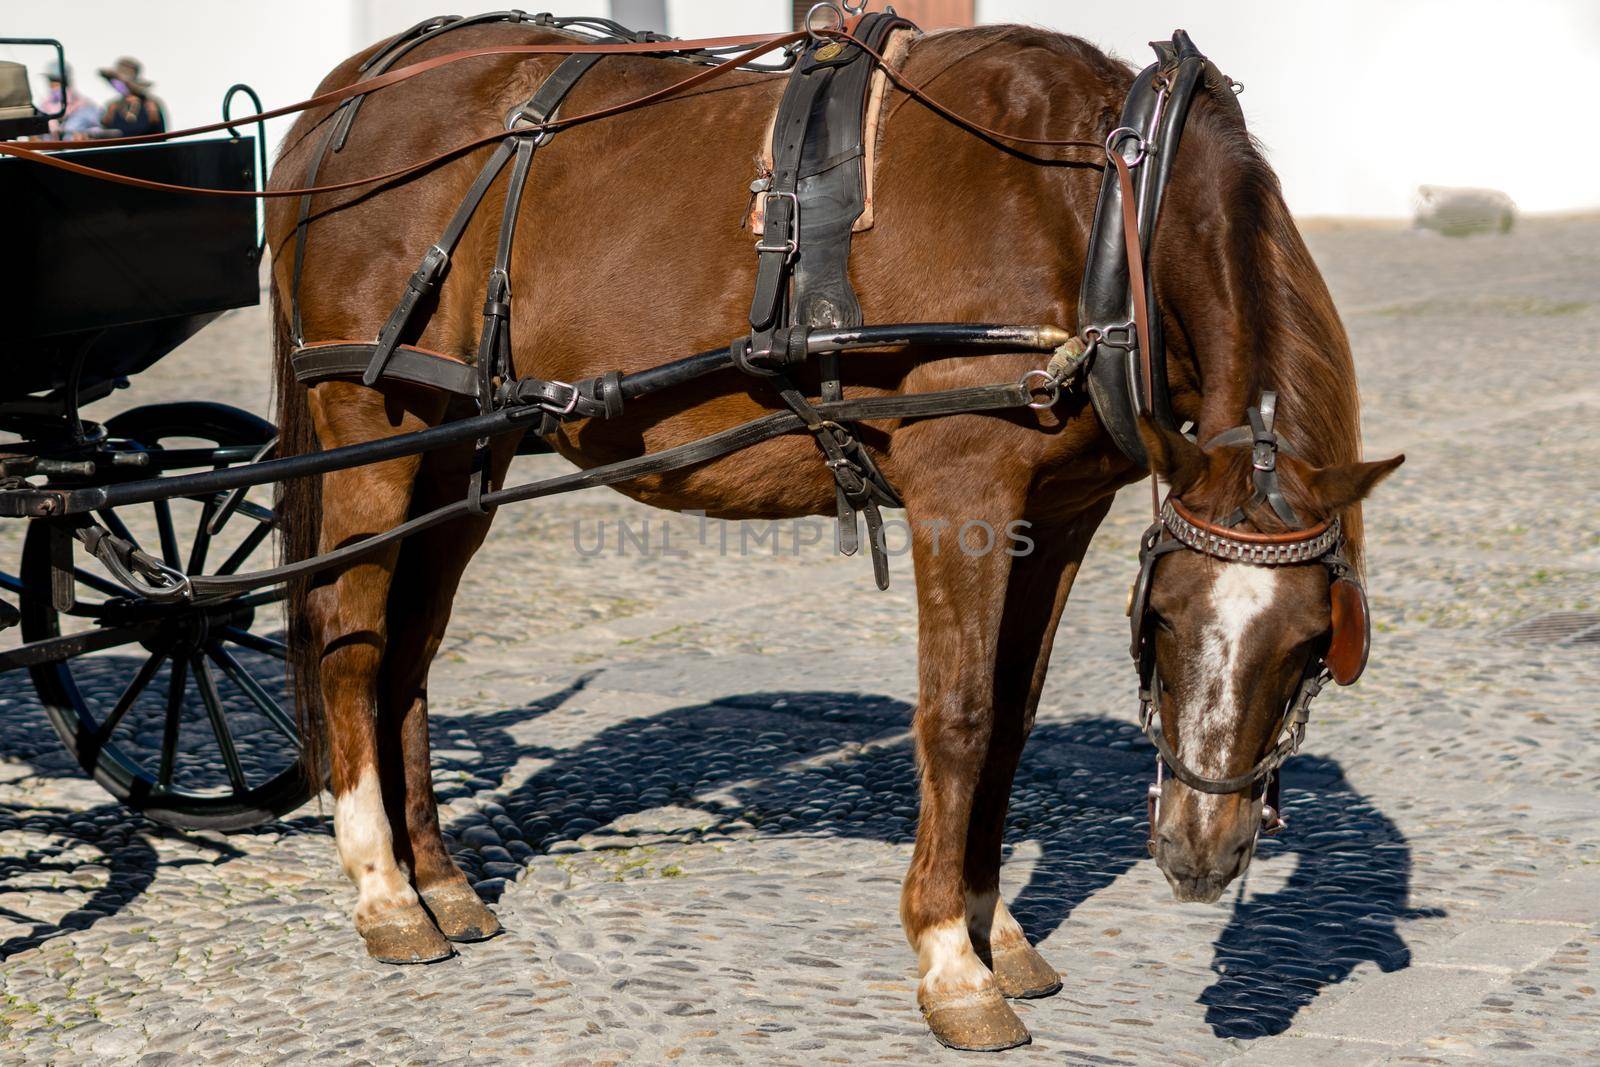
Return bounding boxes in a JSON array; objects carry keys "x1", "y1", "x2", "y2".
[{"x1": 1125, "y1": 395, "x2": 1371, "y2": 845}]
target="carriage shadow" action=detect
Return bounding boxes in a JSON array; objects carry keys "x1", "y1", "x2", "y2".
[
  {"x1": 0, "y1": 679, "x2": 250, "y2": 962},
  {"x1": 436, "y1": 685, "x2": 1428, "y2": 1041},
  {"x1": 0, "y1": 801, "x2": 163, "y2": 963}
]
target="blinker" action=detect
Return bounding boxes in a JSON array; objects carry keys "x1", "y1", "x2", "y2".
[{"x1": 1326, "y1": 576, "x2": 1370, "y2": 685}]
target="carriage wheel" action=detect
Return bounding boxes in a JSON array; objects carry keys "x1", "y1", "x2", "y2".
[{"x1": 20, "y1": 402, "x2": 318, "y2": 831}]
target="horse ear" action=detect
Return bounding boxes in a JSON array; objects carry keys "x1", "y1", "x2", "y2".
[
  {"x1": 1301, "y1": 454, "x2": 1405, "y2": 512},
  {"x1": 1136, "y1": 415, "x2": 1208, "y2": 494}
]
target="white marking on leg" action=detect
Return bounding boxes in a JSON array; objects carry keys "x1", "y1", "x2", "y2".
[
  {"x1": 1178, "y1": 564, "x2": 1282, "y2": 825},
  {"x1": 334, "y1": 766, "x2": 417, "y2": 923},
  {"x1": 966, "y1": 889, "x2": 1026, "y2": 950},
  {"x1": 917, "y1": 919, "x2": 993, "y2": 1000}
]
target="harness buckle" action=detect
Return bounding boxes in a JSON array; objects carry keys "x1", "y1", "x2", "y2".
[
  {"x1": 411, "y1": 245, "x2": 450, "y2": 291},
  {"x1": 754, "y1": 190, "x2": 801, "y2": 260},
  {"x1": 545, "y1": 380, "x2": 581, "y2": 417},
  {"x1": 1086, "y1": 321, "x2": 1136, "y2": 351}
]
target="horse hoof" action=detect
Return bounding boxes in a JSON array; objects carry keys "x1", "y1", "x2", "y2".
[
  {"x1": 989, "y1": 943, "x2": 1062, "y2": 1000},
  {"x1": 358, "y1": 908, "x2": 455, "y2": 964},
  {"x1": 421, "y1": 883, "x2": 503, "y2": 943},
  {"x1": 920, "y1": 988, "x2": 1031, "y2": 1052}
]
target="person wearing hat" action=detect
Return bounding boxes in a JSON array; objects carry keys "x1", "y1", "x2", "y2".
[
  {"x1": 97, "y1": 56, "x2": 165, "y2": 137},
  {"x1": 38, "y1": 58, "x2": 100, "y2": 140}
]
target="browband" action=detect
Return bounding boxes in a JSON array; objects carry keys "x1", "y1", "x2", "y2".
[{"x1": 1162, "y1": 498, "x2": 1340, "y2": 566}]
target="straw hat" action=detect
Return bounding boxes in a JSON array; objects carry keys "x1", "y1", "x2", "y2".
[{"x1": 98, "y1": 56, "x2": 153, "y2": 93}]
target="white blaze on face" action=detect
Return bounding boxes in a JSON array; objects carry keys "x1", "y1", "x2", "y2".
[{"x1": 1178, "y1": 563, "x2": 1283, "y2": 791}]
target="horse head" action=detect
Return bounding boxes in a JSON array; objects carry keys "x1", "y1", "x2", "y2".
[{"x1": 1134, "y1": 417, "x2": 1402, "y2": 902}]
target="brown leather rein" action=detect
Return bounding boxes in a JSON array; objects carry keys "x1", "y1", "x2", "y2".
[
  {"x1": 0, "y1": 28, "x2": 1115, "y2": 203},
  {"x1": 0, "y1": 32, "x2": 809, "y2": 198}
]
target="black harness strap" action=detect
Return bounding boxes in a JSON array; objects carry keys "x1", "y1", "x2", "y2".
[
  {"x1": 148, "y1": 379, "x2": 1035, "y2": 602},
  {"x1": 293, "y1": 343, "x2": 479, "y2": 396},
  {"x1": 288, "y1": 121, "x2": 338, "y2": 345},
  {"x1": 463, "y1": 49, "x2": 611, "y2": 512},
  {"x1": 742, "y1": 13, "x2": 913, "y2": 586},
  {"x1": 289, "y1": 11, "x2": 541, "y2": 346},
  {"x1": 361, "y1": 138, "x2": 519, "y2": 387},
  {"x1": 1079, "y1": 31, "x2": 1244, "y2": 467}
]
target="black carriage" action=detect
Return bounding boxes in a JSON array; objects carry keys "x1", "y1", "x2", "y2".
[{"x1": 0, "y1": 42, "x2": 315, "y2": 829}]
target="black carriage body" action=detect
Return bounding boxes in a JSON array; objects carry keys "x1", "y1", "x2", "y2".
[{"x1": 0, "y1": 137, "x2": 259, "y2": 399}]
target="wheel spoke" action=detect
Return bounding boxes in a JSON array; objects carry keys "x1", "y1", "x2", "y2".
[
  {"x1": 186, "y1": 501, "x2": 214, "y2": 575},
  {"x1": 156, "y1": 656, "x2": 189, "y2": 790},
  {"x1": 218, "y1": 626, "x2": 287, "y2": 660},
  {"x1": 192, "y1": 654, "x2": 248, "y2": 794},
  {"x1": 207, "y1": 494, "x2": 274, "y2": 540},
  {"x1": 215, "y1": 519, "x2": 273, "y2": 577},
  {"x1": 208, "y1": 642, "x2": 296, "y2": 742},
  {"x1": 95, "y1": 508, "x2": 136, "y2": 544},
  {"x1": 88, "y1": 646, "x2": 169, "y2": 760},
  {"x1": 153, "y1": 499, "x2": 180, "y2": 567}
]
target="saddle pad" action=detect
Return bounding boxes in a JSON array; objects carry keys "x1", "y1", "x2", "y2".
[{"x1": 746, "y1": 26, "x2": 918, "y2": 235}]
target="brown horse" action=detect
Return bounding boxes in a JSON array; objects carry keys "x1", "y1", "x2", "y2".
[{"x1": 265, "y1": 20, "x2": 1401, "y2": 1051}]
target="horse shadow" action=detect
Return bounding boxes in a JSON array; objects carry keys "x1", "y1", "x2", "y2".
[{"x1": 436, "y1": 683, "x2": 1432, "y2": 1041}]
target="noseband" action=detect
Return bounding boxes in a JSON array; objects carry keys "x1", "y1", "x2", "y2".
[{"x1": 1127, "y1": 392, "x2": 1370, "y2": 843}]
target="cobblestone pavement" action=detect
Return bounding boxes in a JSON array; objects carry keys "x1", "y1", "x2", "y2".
[{"x1": 2, "y1": 217, "x2": 1597, "y2": 1065}]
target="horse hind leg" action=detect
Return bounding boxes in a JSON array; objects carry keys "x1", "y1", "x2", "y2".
[
  {"x1": 307, "y1": 383, "x2": 453, "y2": 964},
  {"x1": 378, "y1": 439, "x2": 519, "y2": 943},
  {"x1": 963, "y1": 504, "x2": 1109, "y2": 1000}
]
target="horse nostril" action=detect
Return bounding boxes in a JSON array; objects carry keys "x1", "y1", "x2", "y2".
[{"x1": 1220, "y1": 834, "x2": 1253, "y2": 877}]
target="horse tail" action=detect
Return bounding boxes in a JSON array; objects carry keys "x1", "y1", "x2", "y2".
[{"x1": 271, "y1": 285, "x2": 327, "y2": 789}]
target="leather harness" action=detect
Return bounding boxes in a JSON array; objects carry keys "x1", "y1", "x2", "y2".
[
  {"x1": 739, "y1": 11, "x2": 914, "y2": 587},
  {"x1": 7, "y1": 10, "x2": 1384, "y2": 847},
  {"x1": 1079, "y1": 31, "x2": 1243, "y2": 469}
]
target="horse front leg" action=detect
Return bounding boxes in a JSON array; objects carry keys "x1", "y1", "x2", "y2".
[
  {"x1": 964, "y1": 501, "x2": 1111, "y2": 1000},
  {"x1": 901, "y1": 484, "x2": 1032, "y2": 1051}
]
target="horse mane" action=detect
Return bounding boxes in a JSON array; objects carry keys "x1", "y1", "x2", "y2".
[{"x1": 1170, "y1": 89, "x2": 1369, "y2": 566}]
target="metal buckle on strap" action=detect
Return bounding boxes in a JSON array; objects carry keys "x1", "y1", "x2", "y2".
[
  {"x1": 544, "y1": 380, "x2": 581, "y2": 417},
  {"x1": 411, "y1": 244, "x2": 450, "y2": 290},
  {"x1": 754, "y1": 191, "x2": 801, "y2": 259}
]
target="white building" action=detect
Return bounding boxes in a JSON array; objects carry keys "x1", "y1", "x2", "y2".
[{"x1": 5, "y1": 0, "x2": 1596, "y2": 217}]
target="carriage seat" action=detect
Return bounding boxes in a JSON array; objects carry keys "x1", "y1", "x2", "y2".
[{"x1": 0, "y1": 61, "x2": 49, "y2": 139}]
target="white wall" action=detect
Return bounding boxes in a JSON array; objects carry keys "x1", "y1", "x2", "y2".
[
  {"x1": 6, "y1": 1, "x2": 1595, "y2": 216},
  {"x1": 981, "y1": 0, "x2": 1600, "y2": 217},
  {"x1": 5, "y1": 1, "x2": 361, "y2": 162}
]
